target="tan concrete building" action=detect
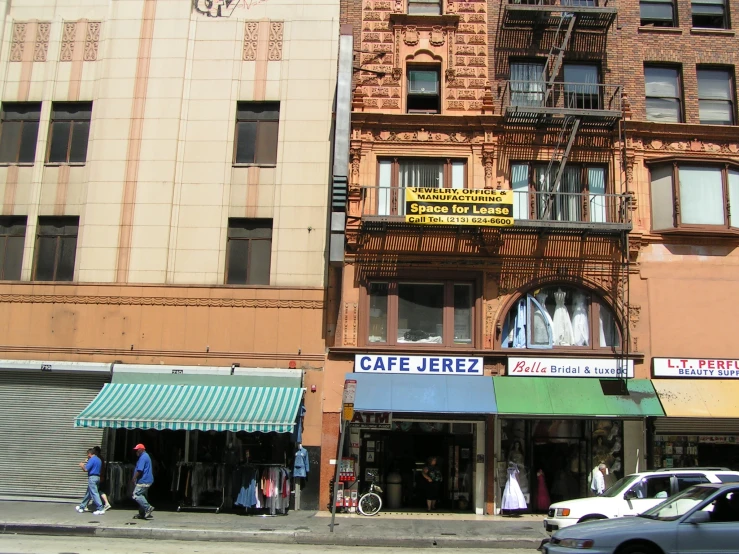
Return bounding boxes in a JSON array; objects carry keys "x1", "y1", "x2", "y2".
[{"x1": 0, "y1": 0, "x2": 338, "y2": 509}]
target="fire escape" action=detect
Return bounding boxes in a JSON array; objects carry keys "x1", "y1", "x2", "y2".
[{"x1": 500, "y1": 0, "x2": 633, "y2": 385}]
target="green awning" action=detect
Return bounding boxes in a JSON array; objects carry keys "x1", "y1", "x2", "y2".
[
  {"x1": 74, "y1": 383, "x2": 304, "y2": 433},
  {"x1": 493, "y1": 377, "x2": 665, "y2": 417}
]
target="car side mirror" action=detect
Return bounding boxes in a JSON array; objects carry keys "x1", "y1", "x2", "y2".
[
  {"x1": 624, "y1": 490, "x2": 637, "y2": 500},
  {"x1": 688, "y1": 511, "x2": 711, "y2": 524}
]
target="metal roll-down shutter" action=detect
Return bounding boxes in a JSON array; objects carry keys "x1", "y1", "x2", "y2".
[
  {"x1": 0, "y1": 371, "x2": 109, "y2": 500},
  {"x1": 654, "y1": 418, "x2": 739, "y2": 436}
]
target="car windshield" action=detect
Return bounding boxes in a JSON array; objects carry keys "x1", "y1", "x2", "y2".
[
  {"x1": 601, "y1": 476, "x2": 636, "y2": 498},
  {"x1": 639, "y1": 485, "x2": 716, "y2": 521}
]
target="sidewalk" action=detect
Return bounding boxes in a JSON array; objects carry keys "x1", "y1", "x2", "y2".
[{"x1": 0, "y1": 501, "x2": 548, "y2": 549}]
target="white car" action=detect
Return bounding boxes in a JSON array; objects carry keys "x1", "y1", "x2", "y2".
[{"x1": 543, "y1": 467, "x2": 739, "y2": 534}]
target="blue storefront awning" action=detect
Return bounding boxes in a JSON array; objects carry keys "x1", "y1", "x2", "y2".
[{"x1": 350, "y1": 373, "x2": 497, "y2": 414}]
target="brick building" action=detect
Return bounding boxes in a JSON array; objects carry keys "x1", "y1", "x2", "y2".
[{"x1": 322, "y1": 0, "x2": 739, "y2": 515}]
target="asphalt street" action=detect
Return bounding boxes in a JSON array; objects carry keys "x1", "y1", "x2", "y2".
[{"x1": 0, "y1": 536, "x2": 539, "y2": 554}]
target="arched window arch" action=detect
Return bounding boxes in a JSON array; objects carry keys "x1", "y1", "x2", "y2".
[{"x1": 501, "y1": 284, "x2": 621, "y2": 350}]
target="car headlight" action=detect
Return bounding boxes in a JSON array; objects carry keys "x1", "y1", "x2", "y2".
[
  {"x1": 555, "y1": 508, "x2": 571, "y2": 517},
  {"x1": 558, "y1": 539, "x2": 594, "y2": 549}
]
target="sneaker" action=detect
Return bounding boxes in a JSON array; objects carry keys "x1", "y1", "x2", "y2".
[
  {"x1": 92, "y1": 510, "x2": 105, "y2": 515},
  {"x1": 145, "y1": 506, "x2": 155, "y2": 517},
  {"x1": 103, "y1": 503, "x2": 112, "y2": 512},
  {"x1": 75, "y1": 506, "x2": 84, "y2": 513}
]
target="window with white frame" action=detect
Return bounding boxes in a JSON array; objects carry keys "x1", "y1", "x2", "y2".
[
  {"x1": 377, "y1": 158, "x2": 466, "y2": 216},
  {"x1": 501, "y1": 285, "x2": 620, "y2": 350}
]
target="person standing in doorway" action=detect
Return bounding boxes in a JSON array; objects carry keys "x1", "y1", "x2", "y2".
[
  {"x1": 132, "y1": 444, "x2": 155, "y2": 519},
  {"x1": 590, "y1": 463, "x2": 607, "y2": 496},
  {"x1": 76, "y1": 448, "x2": 105, "y2": 515},
  {"x1": 422, "y1": 456, "x2": 442, "y2": 512}
]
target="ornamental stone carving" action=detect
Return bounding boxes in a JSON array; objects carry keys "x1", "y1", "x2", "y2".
[
  {"x1": 243, "y1": 21, "x2": 258, "y2": 60},
  {"x1": 84, "y1": 21, "x2": 101, "y2": 61},
  {"x1": 34, "y1": 22, "x2": 51, "y2": 62},
  {"x1": 10, "y1": 22, "x2": 26, "y2": 62},
  {"x1": 60, "y1": 21, "x2": 76, "y2": 61},
  {"x1": 268, "y1": 21, "x2": 283, "y2": 60},
  {"x1": 403, "y1": 26, "x2": 419, "y2": 46},
  {"x1": 430, "y1": 26, "x2": 445, "y2": 46}
]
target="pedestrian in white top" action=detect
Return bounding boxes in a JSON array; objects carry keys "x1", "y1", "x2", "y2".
[{"x1": 590, "y1": 463, "x2": 607, "y2": 496}]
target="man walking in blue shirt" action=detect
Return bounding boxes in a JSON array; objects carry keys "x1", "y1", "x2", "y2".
[
  {"x1": 76, "y1": 448, "x2": 105, "y2": 515},
  {"x1": 132, "y1": 443, "x2": 155, "y2": 519}
]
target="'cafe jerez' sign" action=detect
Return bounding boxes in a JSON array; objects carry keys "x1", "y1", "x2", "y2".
[{"x1": 354, "y1": 355, "x2": 484, "y2": 376}]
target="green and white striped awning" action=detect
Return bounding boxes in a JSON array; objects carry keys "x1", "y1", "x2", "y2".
[{"x1": 74, "y1": 383, "x2": 304, "y2": 433}]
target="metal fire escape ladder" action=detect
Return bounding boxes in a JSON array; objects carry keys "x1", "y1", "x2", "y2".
[
  {"x1": 542, "y1": 13, "x2": 576, "y2": 105},
  {"x1": 541, "y1": 116, "x2": 581, "y2": 220}
]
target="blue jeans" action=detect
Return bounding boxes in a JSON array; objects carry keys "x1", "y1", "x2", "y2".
[
  {"x1": 79, "y1": 475, "x2": 103, "y2": 511},
  {"x1": 133, "y1": 483, "x2": 152, "y2": 515}
]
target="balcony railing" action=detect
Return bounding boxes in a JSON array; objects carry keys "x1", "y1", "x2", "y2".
[
  {"x1": 503, "y1": 0, "x2": 617, "y2": 30},
  {"x1": 357, "y1": 186, "x2": 631, "y2": 229},
  {"x1": 507, "y1": 0, "x2": 610, "y2": 7},
  {"x1": 504, "y1": 81, "x2": 622, "y2": 126}
]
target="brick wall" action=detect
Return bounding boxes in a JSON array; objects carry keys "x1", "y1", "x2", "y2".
[{"x1": 614, "y1": 0, "x2": 739, "y2": 123}]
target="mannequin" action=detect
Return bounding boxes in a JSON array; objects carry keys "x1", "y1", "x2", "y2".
[
  {"x1": 501, "y1": 461, "x2": 527, "y2": 513},
  {"x1": 508, "y1": 441, "x2": 529, "y2": 496},
  {"x1": 293, "y1": 444, "x2": 309, "y2": 480}
]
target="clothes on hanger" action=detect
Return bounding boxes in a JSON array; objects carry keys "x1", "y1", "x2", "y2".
[
  {"x1": 233, "y1": 464, "x2": 291, "y2": 515},
  {"x1": 293, "y1": 446, "x2": 309, "y2": 478}
]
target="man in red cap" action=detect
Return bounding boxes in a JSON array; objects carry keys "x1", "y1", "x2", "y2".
[{"x1": 132, "y1": 444, "x2": 154, "y2": 519}]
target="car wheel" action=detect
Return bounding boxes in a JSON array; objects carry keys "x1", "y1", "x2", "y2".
[
  {"x1": 578, "y1": 515, "x2": 607, "y2": 523},
  {"x1": 617, "y1": 542, "x2": 661, "y2": 554}
]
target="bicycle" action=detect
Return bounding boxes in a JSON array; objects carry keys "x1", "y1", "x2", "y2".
[{"x1": 357, "y1": 482, "x2": 383, "y2": 516}]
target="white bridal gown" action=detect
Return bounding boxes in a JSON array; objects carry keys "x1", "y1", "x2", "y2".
[
  {"x1": 502, "y1": 465, "x2": 528, "y2": 510},
  {"x1": 570, "y1": 291, "x2": 589, "y2": 346},
  {"x1": 552, "y1": 288, "x2": 574, "y2": 346}
]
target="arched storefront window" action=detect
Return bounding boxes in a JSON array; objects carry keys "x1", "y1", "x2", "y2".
[{"x1": 501, "y1": 285, "x2": 620, "y2": 350}]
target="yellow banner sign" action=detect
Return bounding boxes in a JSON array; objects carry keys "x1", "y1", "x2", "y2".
[{"x1": 405, "y1": 188, "x2": 514, "y2": 227}]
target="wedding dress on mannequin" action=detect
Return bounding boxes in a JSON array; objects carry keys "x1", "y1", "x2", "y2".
[
  {"x1": 570, "y1": 291, "x2": 589, "y2": 346},
  {"x1": 552, "y1": 288, "x2": 574, "y2": 346},
  {"x1": 532, "y1": 291, "x2": 551, "y2": 345}
]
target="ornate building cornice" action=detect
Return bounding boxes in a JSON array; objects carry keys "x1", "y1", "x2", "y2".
[{"x1": 0, "y1": 294, "x2": 324, "y2": 309}]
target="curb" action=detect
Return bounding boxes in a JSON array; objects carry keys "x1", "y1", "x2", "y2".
[{"x1": 1, "y1": 523, "x2": 544, "y2": 549}]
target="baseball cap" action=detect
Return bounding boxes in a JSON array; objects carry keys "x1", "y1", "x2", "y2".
[{"x1": 133, "y1": 443, "x2": 146, "y2": 451}]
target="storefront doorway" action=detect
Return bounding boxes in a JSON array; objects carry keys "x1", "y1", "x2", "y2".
[
  {"x1": 500, "y1": 418, "x2": 625, "y2": 513},
  {"x1": 353, "y1": 419, "x2": 478, "y2": 512}
]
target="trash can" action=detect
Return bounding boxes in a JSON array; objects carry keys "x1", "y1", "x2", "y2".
[{"x1": 386, "y1": 471, "x2": 402, "y2": 509}]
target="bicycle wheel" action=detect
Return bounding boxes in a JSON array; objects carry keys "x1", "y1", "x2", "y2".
[{"x1": 358, "y1": 492, "x2": 382, "y2": 516}]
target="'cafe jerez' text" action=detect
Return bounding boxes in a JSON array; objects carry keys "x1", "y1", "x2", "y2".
[{"x1": 355, "y1": 355, "x2": 483, "y2": 375}]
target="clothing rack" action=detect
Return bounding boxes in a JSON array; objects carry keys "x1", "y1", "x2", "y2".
[
  {"x1": 175, "y1": 462, "x2": 226, "y2": 513},
  {"x1": 232, "y1": 463, "x2": 291, "y2": 516},
  {"x1": 106, "y1": 462, "x2": 135, "y2": 505}
]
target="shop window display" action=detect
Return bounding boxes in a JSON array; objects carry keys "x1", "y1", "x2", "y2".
[
  {"x1": 652, "y1": 435, "x2": 739, "y2": 470},
  {"x1": 501, "y1": 285, "x2": 620, "y2": 349},
  {"x1": 499, "y1": 418, "x2": 624, "y2": 512}
]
